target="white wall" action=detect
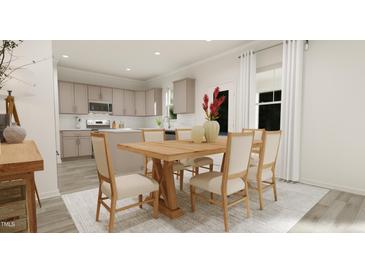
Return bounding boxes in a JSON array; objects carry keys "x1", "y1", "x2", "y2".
[
  {"x1": 301, "y1": 41, "x2": 365, "y2": 194},
  {"x1": 0, "y1": 41, "x2": 59, "y2": 198},
  {"x1": 145, "y1": 41, "x2": 282, "y2": 129}
]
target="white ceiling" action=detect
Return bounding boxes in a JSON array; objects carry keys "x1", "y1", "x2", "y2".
[{"x1": 53, "y1": 40, "x2": 251, "y2": 81}]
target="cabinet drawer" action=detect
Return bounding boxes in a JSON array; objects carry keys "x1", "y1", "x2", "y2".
[{"x1": 61, "y1": 131, "x2": 90, "y2": 137}]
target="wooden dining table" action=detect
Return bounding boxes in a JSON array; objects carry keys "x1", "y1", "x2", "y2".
[
  {"x1": 118, "y1": 137, "x2": 262, "y2": 219},
  {"x1": 0, "y1": 140, "x2": 44, "y2": 232}
]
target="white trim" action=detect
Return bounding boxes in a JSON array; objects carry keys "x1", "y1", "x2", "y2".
[{"x1": 301, "y1": 177, "x2": 365, "y2": 196}]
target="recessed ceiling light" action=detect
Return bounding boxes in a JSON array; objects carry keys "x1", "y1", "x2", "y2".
[
  {"x1": 61, "y1": 54, "x2": 69, "y2": 58},
  {"x1": 205, "y1": 40, "x2": 212, "y2": 42},
  {"x1": 126, "y1": 67, "x2": 131, "y2": 71},
  {"x1": 154, "y1": 51, "x2": 161, "y2": 55}
]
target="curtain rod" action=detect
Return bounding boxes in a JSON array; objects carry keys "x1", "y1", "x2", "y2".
[{"x1": 238, "y1": 42, "x2": 283, "y2": 58}]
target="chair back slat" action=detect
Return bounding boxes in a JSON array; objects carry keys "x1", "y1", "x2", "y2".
[
  {"x1": 262, "y1": 131, "x2": 281, "y2": 166},
  {"x1": 175, "y1": 129, "x2": 192, "y2": 141},
  {"x1": 142, "y1": 129, "x2": 165, "y2": 142},
  {"x1": 226, "y1": 132, "x2": 254, "y2": 176},
  {"x1": 254, "y1": 129, "x2": 265, "y2": 141}
]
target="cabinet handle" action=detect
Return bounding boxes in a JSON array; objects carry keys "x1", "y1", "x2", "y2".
[{"x1": 99, "y1": 92, "x2": 102, "y2": 100}]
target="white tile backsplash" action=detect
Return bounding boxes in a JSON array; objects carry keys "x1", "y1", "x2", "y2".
[{"x1": 59, "y1": 114, "x2": 146, "y2": 130}]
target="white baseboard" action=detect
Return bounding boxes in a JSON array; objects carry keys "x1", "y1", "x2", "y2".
[
  {"x1": 39, "y1": 189, "x2": 61, "y2": 200},
  {"x1": 301, "y1": 177, "x2": 365, "y2": 196}
]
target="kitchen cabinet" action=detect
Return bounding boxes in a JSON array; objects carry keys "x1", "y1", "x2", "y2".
[
  {"x1": 145, "y1": 88, "x2": 162, "y2": 116},
  {"x1": 74, "y1": 84, "x2": 89, "y2": 114},
  {"x1": 112, "y1": 88, "x2": 124, "y2": 116},
  {"x1": 124, "y1": 90, "x2": 135, "y2": 116},
  {"x1": 59, "y1": 81, "x2": 74, "y2": 114},
  {"x1": 88, "y1": 85, "x2": 101, "y2": 101},
  {"x1": 62, "y1": 137, "x2": 79, "y2": 158},
  {"x1": 100, "y1": 87, "x2": 113, "y2": 102},
  {"x1": 135, "y1": 91, "x2": 146, "y2": 116},
  {"x1": 173, "y1": 78, "x2": 195, "y2": 114},
  {"x1": 59, "y1": 81, "x2": 88, "y2": 114},
  {"x1": 78, "y1": 137, "x2": 92, "y2": 156},
  {"x1": 61, "y1": 131, "x2": 92, "y2": 159},
  {"x1": 88, "y1": 85, "x2": 112, "y2": 102}
]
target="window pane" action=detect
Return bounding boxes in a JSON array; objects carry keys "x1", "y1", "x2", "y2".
[
  {"x1": 274, "y1": 90, "x2": 282, "y2": 101},
  {"x1": 258, "y1": 104, "x2": 281, "y2": 130},
  {"x1": 259, "y1": 92, "x2": 273, "y2": 103},
  {"x1": 216, "y1": 90, "x2": 229, "y2": 135}
]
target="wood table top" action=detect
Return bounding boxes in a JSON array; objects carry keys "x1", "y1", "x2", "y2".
[
  {"x1": 117, "y1": 137, "x2": 262, "y2": 162},
  {"x1": 0, "y1": 140, "x2": 44, "y2": 174},
  {"x1": 118, "y1": 139, "x2": 226, "y2": 161}
]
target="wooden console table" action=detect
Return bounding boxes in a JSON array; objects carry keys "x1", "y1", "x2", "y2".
[{"x1": 0, "y1": 140, "x2": 44, "y2": 232}]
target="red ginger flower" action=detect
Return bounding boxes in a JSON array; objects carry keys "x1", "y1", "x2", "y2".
[{"x1": 201, "y1": 86, "x2": 225, "y2": 120}]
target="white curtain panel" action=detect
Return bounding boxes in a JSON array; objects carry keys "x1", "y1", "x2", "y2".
[
  {"x1": 279, "y1": 40, "x2": 304, "y2": 182},
  {"x1": 236, "y1": 50, "x2": 256, "y2": 131}
]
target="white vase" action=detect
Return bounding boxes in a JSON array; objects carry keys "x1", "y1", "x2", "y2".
[
  {"x1": 204, "y1": 120, "x2": 220, "y2": 143},
  {"x1": 3, "y1": 125, "x2": 26, "y2": 144},
  {"x1": 191, "y1": 125, "x2": 205, "y2": 143}
]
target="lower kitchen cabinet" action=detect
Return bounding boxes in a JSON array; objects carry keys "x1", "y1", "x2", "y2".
[{"x1": 61, "y1": 131, "x2": 92, "y2": 159}]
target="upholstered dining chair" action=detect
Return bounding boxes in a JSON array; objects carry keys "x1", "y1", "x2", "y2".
[
  {"x1": 189, "y1": 131, "x2": 254, "y2": 232},
  {"x1": 91, "y1": 132, "x2": 159, "y2": 232},
  {"x1": 175, "y1": 128, "x2": 214, "y2": 191},
  {"x1": 247, "y1": 130, "x2": 281, "y2": 210},
  {"x1": 141, "y1": 129, "x2": 185, "y2": 189}
]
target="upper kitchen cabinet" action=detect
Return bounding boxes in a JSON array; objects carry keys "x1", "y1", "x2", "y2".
[
  {"x1": 100, "y1": 87, "x2": 113, "y2": 102},
  {"x1": 59, "y1": 81, "x2": 74, "y2": 114},
  {"x1": 173, "y1": 78, "x2": 195, "y2": 114},
  {"x1": 124, "y1": 90, "x2": 136, "y2": 116},
  {"x1": 59, "y1": 81, "x2": 88, "y2": 114},
  {"x1": 135, "y1": 91, "x2": 146, "y2": 116},
  {"x1": 112, "y1": 88, "x2": 124, "y2": 116},
  {"x1": 145, "y1": 88, "x2": 162, "y2": 116},
  {"x1": 88, "y1": 85, "x2": 113, "y2": 102},
  {"x1": 87, "y1": 85, "x2": 101, "y2": 101},
  {"x1": 73, "y1": 83, "x2": 89, "y2": 114}
]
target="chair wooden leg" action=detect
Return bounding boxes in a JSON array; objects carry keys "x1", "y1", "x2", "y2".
[
  {"x1": 258, "y1": 180, "x2": 264, "y2": 210},
  {"x1": 190, "y1": 185, "x2": 196, "y2": 212},
  {"x1": 96, "y1": 186, "x2": 102, "y2": 221},
  {"x1": 144, "y1": 157, "x2": 148, "y2": 176},
  {"x1": 139, "y1": 194, "x2": 143, "y2": 208},
  {"x1": 222, "y1": 196, "x2": 229, "y2": 232},
  {"x1": 244, "y1": 183, "x2": 250, "y2": 218},
  {"x1": 194, "y1": 167, "x2": 199, "y2": 175},
  {"x1": 272, "y1": 176, "x2": 278, "y2": 201},
  {"x1": 179, "y1": 170, "x2": 184, "y2": 191},
  {"x1": 209, "y1": 164, "x2": 213, "y2": 172},
  {"x1": 108, "y1": 198, "x2": 117, "y2": 233},
  {"x1": 210, "y1": 192, "x2": 214, "y2": 204},
  {"x1": 152, "y1": 191, "x2": 159, "y2": 218},
  {"x1": 34, "y1": 184, "x2": 42, "y2": 208}
]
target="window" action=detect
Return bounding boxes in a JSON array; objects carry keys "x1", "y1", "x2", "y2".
[
  {"x1": 166, "y1": 88, "x2": 177, "y2": 120},
  {"x1": 256, "y1": 68, "x2": 282, "y2": 130},
  {"x1": 216, "y1": 90, "x2": 229, "y2": 136}
]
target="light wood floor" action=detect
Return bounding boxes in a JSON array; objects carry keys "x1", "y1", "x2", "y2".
[
  {"x1": 290, "y1": 190, "x2": 365, "y2": 232},
  {"x1": 35, "y1": 158, "x2": 365, "y2": 233}
]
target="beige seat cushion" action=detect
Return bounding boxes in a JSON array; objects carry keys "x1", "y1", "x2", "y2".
[
  {"x1": 247, "y1": 166, "x2": 273, "y2": 184},
  {"x1": 101, "y1": 174, "x2": 159, "y2": 200},
  {"x1": 180, "y1": 156, "x2": 213, "y2": 167},
  {"x1": 190, "y1": 171, "x2": 245, "y2": 195},
  {"x1": 147, "y1": 160, "x2": 184, "y2": 172}
]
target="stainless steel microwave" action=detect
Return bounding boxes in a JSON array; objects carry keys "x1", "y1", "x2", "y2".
[{"x1": 89, "y1": 102, "x2": 112, "y2": 113}]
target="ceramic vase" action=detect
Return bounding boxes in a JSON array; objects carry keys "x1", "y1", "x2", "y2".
[
  {"x1": 3, "y1": 125, "x2": 26, "y2": 144},
  {"x1": 191, "y1": 125, "x2": 205, "y2": 143},
  {"x1": 204, "y1": 120, "x2": 220, "y2": 143}
]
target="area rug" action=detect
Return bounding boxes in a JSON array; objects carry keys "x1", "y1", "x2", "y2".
[{"x1": 62, "y1": 180, "x2": 329, "y2": 233}]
